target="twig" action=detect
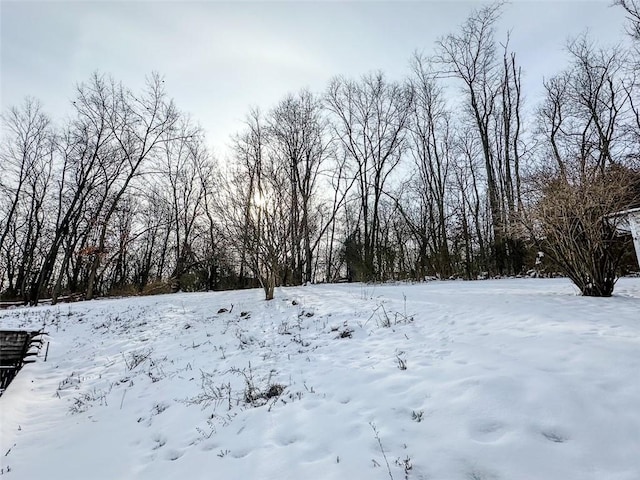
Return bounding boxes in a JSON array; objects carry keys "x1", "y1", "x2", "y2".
[
  {"x1": 120, "y1": 389, "x2": 127, "y2": 410},
  {"x1": 370, "y1": 422, "x2": 394, "y2": 480}
]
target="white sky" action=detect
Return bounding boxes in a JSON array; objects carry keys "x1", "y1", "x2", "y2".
[{"x1": 0, "y1": 1, "x2": 631, "y2": 159}]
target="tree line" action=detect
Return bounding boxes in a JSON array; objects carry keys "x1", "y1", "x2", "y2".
[{"x1": 2, "y1": 1, "x2": 640, "y2": 303}]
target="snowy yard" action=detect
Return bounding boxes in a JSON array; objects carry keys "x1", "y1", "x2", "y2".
[{"x1": 1, "y1": 278, "x2": 640, "y2": 480}]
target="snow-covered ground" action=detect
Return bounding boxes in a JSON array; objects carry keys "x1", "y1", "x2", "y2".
[{"x1": 1, "y1": 278, "x2": 640, "y2": 480}]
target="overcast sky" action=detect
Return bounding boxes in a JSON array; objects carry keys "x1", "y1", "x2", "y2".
[{"x1": 0, "y1": 1, "x2": 632, "y2": 158}]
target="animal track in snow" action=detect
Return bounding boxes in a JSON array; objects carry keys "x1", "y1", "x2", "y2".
[
  {"x1": 468, "y1": 420, "x2": 507, "y2": 443},
  {"x1": 275, "y1": 433, "x2": 299, "y2": 446},
  {"x1": 230, "y1": 448, "x2": 249, "y2": 458},
  {"x1": 165, "y1": 449, "x2": 183, "y2": 461},
  {"x1": 151, "y1": 435, "x2": 167, "y2": 450},
  {"x1": 541, "y1": 429, "x2": 569, "y2": 443}
]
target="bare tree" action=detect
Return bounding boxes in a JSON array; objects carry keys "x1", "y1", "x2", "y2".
[
  {"x1": 27, "y1": 80, "x2": 114, "y2": 305},
  {"x1": 269, "y1": 90, "x2": 329, "y2": 284},
  {"x1": 616, "y1": 0, "x2": 640, "y2": 41},
  {"x1": 616, "y1": 1, "x2": 640, "y2": 167},
  {"x1": 538, "y1": 38, "x2": 628, "y2": 178},
  {"x1": 159, "y1": 122, "x2": 209, "y2": 291},
  {"x1": 435, "y1": 3, "x2": 526, "y2": 274},
  {"x1": 84, "y1": 72, "x2": 180, "y2": 300},
  {"x1": 0, "y1": 99, "x2": 54, "y2": 298},
  {"x1": 453, "y1": 128, "x2": 491, "y2": 277},
  {"x1": 530, "y1": 37, "x2": 635, "y2": 296},
  {"x1": 325, "y1": 72, "x2": 412, "y2": 280},
  {"x1": 224, "y1": 110, "x2": 289, "y2": 300},
  {"x1": 435, "y1": 4, "x2": 503, "y2": 269},
  {"x1": 403, "y1": 54, "x2": 454, "y2": 278},
  {"x1": 316, "y1": 151, "x2": 357, "y2": 282},
  {"x1": 195, "y1": 144, "x2": 224, "y2": 291}
]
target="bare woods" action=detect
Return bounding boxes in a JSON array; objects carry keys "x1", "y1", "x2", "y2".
[{"x1": 2, "y1": 2, "x2": 640, "y2": 302}]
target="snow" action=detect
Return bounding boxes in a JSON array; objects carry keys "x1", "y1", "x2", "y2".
[{"x1": 1, "y1": 278, "x2": 640, "y2": 480}]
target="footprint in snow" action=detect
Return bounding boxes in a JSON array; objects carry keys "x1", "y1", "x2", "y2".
[
  {"x1": 231, "y1": 449, "x2": 249, "y2": 459},
  {"x1": 541, "y1": 430, "x2": 568, "y2": 443},
  {"x1": 165, "y1": 449, "x2": 184, "y2": 461},
  {"x1": 275, "y1": 434, "x2": 299, "y2": 446},
  {"x1": 466, "y1": 466, "x2": 499, "y2": 480},
  {"x1": 152, "y1": 435, "x2": 167, "y2": 450},
  {"x1": 468, "y1": 420, "x2": 506, "y2": 443},
  {"x1": 201, "y1": 442, "x2": 218, "y2": 452}
]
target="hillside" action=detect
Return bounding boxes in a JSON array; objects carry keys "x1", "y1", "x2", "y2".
[{"x1": 1, "y1": 278, "x2": 640, "y2": 480}]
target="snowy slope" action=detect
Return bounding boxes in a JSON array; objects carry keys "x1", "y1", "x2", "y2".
[{"x1": 1, "y1": 278, "x2": 639, "y2": 480}]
